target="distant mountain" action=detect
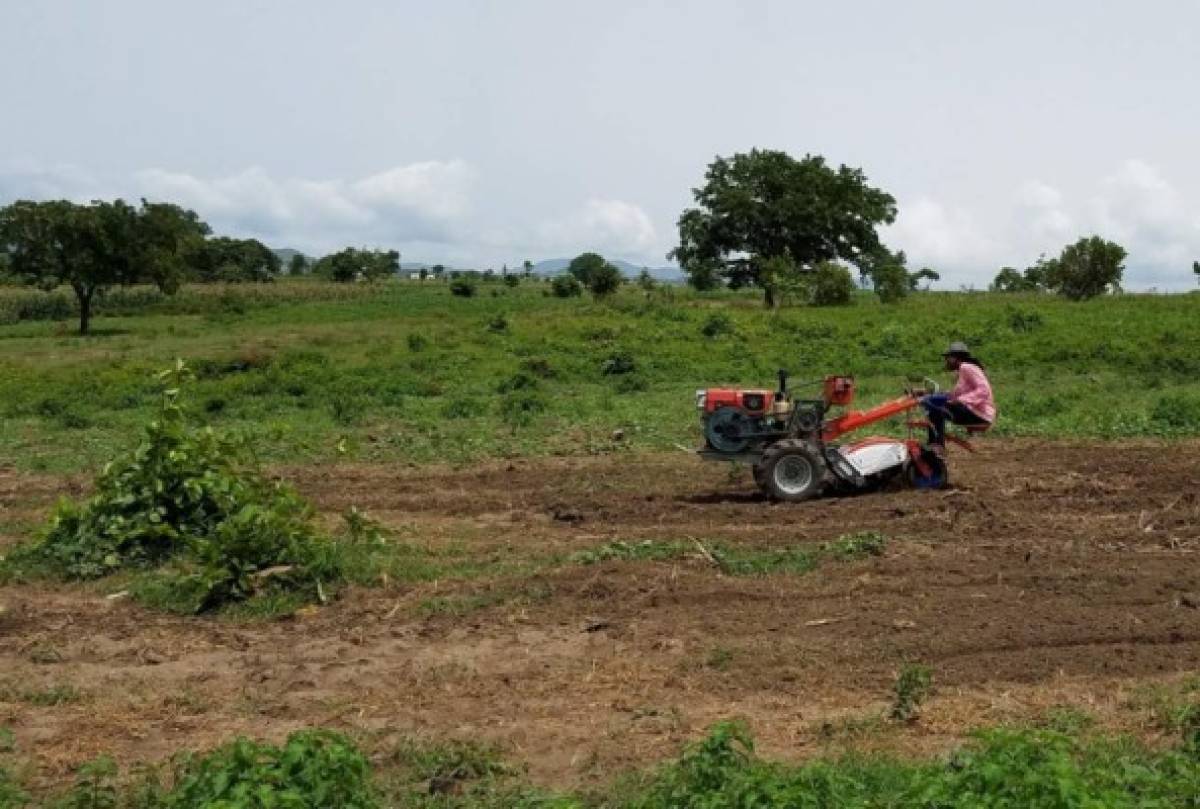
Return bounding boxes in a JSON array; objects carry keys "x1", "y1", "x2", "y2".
[{"x1": 533, "y1": 258, "x2": 682, "y2": 281}]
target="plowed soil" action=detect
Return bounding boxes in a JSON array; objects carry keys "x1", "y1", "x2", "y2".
[{"x1": 2, "y1": 440, "x2": 1200, "y2": 791}]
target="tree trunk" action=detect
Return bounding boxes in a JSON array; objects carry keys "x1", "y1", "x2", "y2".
[
  {"x1": 763, "y1": 284, "x2": 777, "y2": 309},
  {"x1": 75, "y1": 285, "x2": 93, "y2": 336}
]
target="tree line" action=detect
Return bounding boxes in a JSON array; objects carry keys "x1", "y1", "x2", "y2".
[{"x1": 0, "y1": 199, "x2": 414, "y2": 334}]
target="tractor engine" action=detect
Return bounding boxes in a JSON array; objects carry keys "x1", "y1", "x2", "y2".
[{"x1": 698, "y1": 388, "x2": 792, "y2": 453}]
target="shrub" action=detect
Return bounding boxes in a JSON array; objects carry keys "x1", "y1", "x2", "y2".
[
  {"x1": 449, "y1": 278, "x2": 477, "y2": 297},
  {"x1": 3, "y1": 362, "x2": 342, "y2": 613},
  {"x1": 166, "y1": 730, "x2": 377, "y2": 808},
  {"x1": 600, "y1": 351, "x2": 637, "y2": 375},
  {"x1": 551, "y1": 274, "x2": 582, "y2": 298},
  {"x1": 810, "y1": 261, "x2": 856, "y2": 306},
  {"x1": 503, "y1": 274, "x2": 520, "y2": 288},
  {"x1": 891, "y1": 663, "x2": 934, "y2": 721},
  {"x1": 700, "y1": 312, "x2": 734, "y2": 338},
  {"x1": 487, "y1": 313, "x2": 509, "y2": 333}
]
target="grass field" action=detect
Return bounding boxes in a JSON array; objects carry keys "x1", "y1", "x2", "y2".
[
  {"x1": 2, "y1": 279, "x2": 1198, "y2": 475},
  {"x1": 3, "y1": 278, "x2": 1200, "y2": 806}
]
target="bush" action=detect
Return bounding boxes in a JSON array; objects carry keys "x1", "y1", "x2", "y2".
[
  {"x1": 151, "y1": 730, "x2": 377, "y2": 808},
  {"x1": 700, "y1": 312, "x2": 734, "y2": 338},
  {"x1": 3, "y1": 362, "x2": 342, "y2": 613},
  {"x1": 810, "y1": 261, "x2": 856, "y2": 306},
  {"x1": 503, "y1": 274, "x2": 520, "y2": 288},
  {"x1": 449, "y1": 278, "x2": 477, "y2": 297},
  {"x1": 551, "y1": 274, "x2": 582, "y2": 298}
]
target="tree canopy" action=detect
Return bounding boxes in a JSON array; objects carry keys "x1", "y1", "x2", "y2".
[
  {"x1": 188, "y1": 237, "x2": 280, "y2": 283},
  {"x1": 670, "y1": 150, "x2": 898, "y2": 306},
  {"x1": 1043, "y1": 236, "x2": 1126, "y2": 300},
  {"x1": 567, "y1": 252, "x2": 623, "y2": 298},
  {"x1": 0, "y1": 198, "x2": 209, "y2": 334},
  {"x1": 311, "y1": 248, "x2": 399, "y2": 283}
]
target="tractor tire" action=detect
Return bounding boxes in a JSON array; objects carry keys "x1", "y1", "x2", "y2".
[
  {"x1": 759, "y1": 440, "x2": 827, "y2": 502},
  {"x1": 906, "y1": 450, "x2": 949, "y2": 490}
]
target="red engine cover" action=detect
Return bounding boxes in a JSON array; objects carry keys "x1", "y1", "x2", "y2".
[{"x1": 704, "y1": 389, "x2": 775, "y2": 416}]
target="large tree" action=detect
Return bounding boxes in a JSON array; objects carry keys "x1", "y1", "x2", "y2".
[
  {"x1": 670, "y1": 150, "x2": 897, "y2": 306},
  {"x1": 0, "y1": 198, "x2": 208, "y2": 334}
]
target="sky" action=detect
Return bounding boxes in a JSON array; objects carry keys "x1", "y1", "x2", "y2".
[{"x1": 2, "y1": 0, "x2": 1199, "y2": 289}]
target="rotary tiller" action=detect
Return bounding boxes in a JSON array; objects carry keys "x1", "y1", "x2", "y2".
[{"x1": 695, "y1": 371, "x2": 976, "y2": 502}]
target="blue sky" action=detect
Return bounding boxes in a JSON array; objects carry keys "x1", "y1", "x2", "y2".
[{"x1": 2, "y1": 1, "x2": 1198, "y2": 288}]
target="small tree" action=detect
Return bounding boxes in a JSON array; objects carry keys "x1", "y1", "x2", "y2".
[
  {"x1": 522, "y1": 259, "x2": 534, "y2": 278},
  {"x1": 567, "y1": 252, "x2": 608, "y2": 287},
  {"x1": 586, "y1": 262, "x2": 622, "y2": 298},
  {"x1": 1043, "y1": 236, "x2": 1125, "y2": 300},
  {"x1": 908, "y1": 268, "x2": 940, "y2": 291},
  {"x1": 810, "y1": 261, "x2": 856, "y2": 306},
  {"x1": 874, "y1": 262, "x2": 910, "y2": 304},
  {"x1": 288, "y1": 253, "x2": 307, "y2": 275},
  {"x1": 1192, "y1": 260, "x2": 1199, "y2": 286},
  {"x1": 636, "y1": 268, "x2": 657, "y2": 291},
  {"x1": 991, "y1": 266, "x2": 1028, "y2": 293}
]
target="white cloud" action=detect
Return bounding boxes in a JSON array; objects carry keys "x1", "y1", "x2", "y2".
[
  {"x1": 535, "y1": 198, "x2": 658, "y2": 258},
  {"x1": 0, "y1": 161, "x2": 669, "y2": 267},
  {"x1": 887, "y1": 160, "x2": 1200, "y2": 290},
  {"x1": 883, "y1": 198, "x2": 995, "y2": 269}
]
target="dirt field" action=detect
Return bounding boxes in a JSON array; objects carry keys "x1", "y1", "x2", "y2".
[{"x1": 2, "y1": 440, "x2": 1200, "y2": 791}]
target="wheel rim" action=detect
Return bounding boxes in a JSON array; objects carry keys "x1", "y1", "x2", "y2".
[{"x1": 773, "y1": 455, "x2": 814, "y2": 495}]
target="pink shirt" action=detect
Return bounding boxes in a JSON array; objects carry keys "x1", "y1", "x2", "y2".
[{"x1": 953, "y1": 363, "x2": 996, "y2": 423}]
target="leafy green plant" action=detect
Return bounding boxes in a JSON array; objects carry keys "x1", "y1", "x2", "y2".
[
  {"x1": 891, "y1": 663, "x2": 934, "y2": 721},
  {"x1": 3, "y1": 362, "x2": 342, "y2": 613},
  {"x1": 550, "y1": 274, "x2": 582, "y2": 298},
  {"x1": 823, "y1": 531, "x2": 887, "y2": 560},
  {"x1": 449, "y1": 278, "x2": 476, "y2": 298},
  {"x1": 700, "y1": 312, "x2": 733, "y2": 338}
]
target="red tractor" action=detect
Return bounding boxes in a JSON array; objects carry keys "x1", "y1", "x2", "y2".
[{"x1": 696, "y1": 371, "x2": 971, "y2": 502}]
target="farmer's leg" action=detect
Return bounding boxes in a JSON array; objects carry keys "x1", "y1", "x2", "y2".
[{"x1": 922, "y1": 394, "x2": 950, "y2": 446}]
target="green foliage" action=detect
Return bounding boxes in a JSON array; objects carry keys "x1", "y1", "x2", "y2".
[
  {"x1": 161, "y1": 730, "x2": 376, "y2": 808},
  {"x1": 810, "y1": 261, "x2": 857, "y2": 306},
  {"x1": 636, "y1": 269, "x2": 657, "y2": 291},
  {"x1": 311, "y1": 248, "x2": 399, "y2": 283},
  {"x1": 671, "y1": 149, "x2": 897, "y2": 305},
  {"x1": 503, "y1": 274, "x2": 520, "y2": 288},
  {"x1": 823, "y1": 531, "x2": 886, "y2": 560},
  {"x1": 187, "y1": 237, "x2": 280, "y2": 283},
  {"x1": 700, "y1": 312, "x2": 734, "y2": 338},
  {"x1": 600, "y1": 351, "x2": 637, "y2": 376},
  {"x1": 2, "y1": 362, "x2": 341, "y2": 613},
  {"x1": 1043, "y1": 235, "x2": 1127, "y2": 300},
  {"x1": 908, "y1": 267, "x2": 940, "y2": 291},
  {"x1": 873, "y1": 261, "x2": 910, "y2": 304},
  {"x1": 550, "y1": 274, "x2": 582, "y2": 298},
  {"x1": 566, "y1": 253, "x2": 623, "y2": 298},
  {"x1": 571, "y1": 540, "x2": 691, "y2": 565},
  {"x1": 0, "y1": 199, "x2": 209, "y2": 334},
  {"x1": 449, "y1": 277, "x2": 477, "y2": 297},
  {"x1": 992, "y1": 265, "x2": 1040, "y2": 293},
  {"x1": 890, "y1": 663, "x2": 934, "y2": 721}
]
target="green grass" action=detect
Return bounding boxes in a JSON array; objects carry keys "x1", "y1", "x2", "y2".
[
  {"x1": 6, "y1": 721, "x2": 1200, "y2": 808},
  {"x1": 573, "y1": 532, "x2": 888, "y2": 577},
  {"x1": 1, "y1": 279, "x2": 1198, "y2": 474}
]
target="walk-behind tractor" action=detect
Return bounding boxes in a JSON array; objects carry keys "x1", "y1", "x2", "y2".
[{"x1": 696, "y1": 372, "x2": 979, "y2": 502}]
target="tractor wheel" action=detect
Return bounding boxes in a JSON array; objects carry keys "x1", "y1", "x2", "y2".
[
  {"x1": 906, "y1": 450, "x2": 949, "y2": 490},
  {"x1": 759, "y1": 440, "x2": 826, "y2": 502}
]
